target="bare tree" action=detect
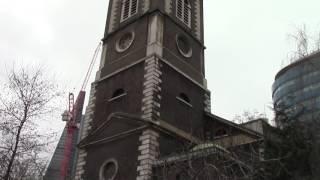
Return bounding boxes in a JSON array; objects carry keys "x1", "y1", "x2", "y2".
[
  {"x1": 153, "y1": 130, "x2": 272, "y2": 180},
  {"x1": 265, "y1": 103, "x2": 320, "y2": 180},
  {"x1": 233, "y1": 110, "x2": 266, "y2": 124},
  {"x1": 154, "y1": 103, "x2": 320, "y2": 180},
  {"x1": 288, "y1": 24, "x2": 309, "y2": 62},
  {"x1": 0, "y1": 66, "x2": 61, "y2": 180},
  {"x1": 287, "y1": 24, "x2": 320, "y2": 64},
  {"x1": 315, "y1": 31, "x2": 320, "y2": 51}
]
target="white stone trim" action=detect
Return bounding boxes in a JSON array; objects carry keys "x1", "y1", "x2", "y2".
[
  {"x1": 108, "y1": 0, "x2": 120, "y2": 33},
  {"x1": 136, "y1": 130, "x2": 159, "y2": 180},
  {"x1": 164, "y1": 0, "x2": 172, "y2": 14},
  {"x1": 142, "y1": 0, "x2": 150, "y2": 13},
  {"x1": 176, "y1": 96, "x2": 193, "y2": 108},
  {"x1": 146, "y1": 13, "x2": 164, "y2": 57},
  {"x1": 137, "y1": 56, "x2": 162, "y2": 180},
  {"x1": 194, "y1": 0, "x2": 201, "y2": 41},
  {"x1": 204, "y1": 92, "x2": 211, "y2": 113},
  {"x1": 141, "y1": 57, "x2": 162, "y2": 121},
  {"x1": 108, "y1": 93, "x2": 127, "y2": 102},
  {"x1": 96, "y1": 44, "x2": 108, "y2": 80}
]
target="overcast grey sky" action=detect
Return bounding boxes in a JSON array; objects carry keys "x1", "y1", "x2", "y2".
[{"x1": 1, "y1": 0, "x2": 320, "y2": 131}]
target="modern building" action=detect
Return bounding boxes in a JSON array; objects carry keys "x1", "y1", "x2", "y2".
[{"x1": 272, "y1": 51, "x2": 320, "y2": 126}]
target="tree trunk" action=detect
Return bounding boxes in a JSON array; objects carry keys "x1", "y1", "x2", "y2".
[{"x1": 4, "y1": 112, "x2": 27, "y2": 180}]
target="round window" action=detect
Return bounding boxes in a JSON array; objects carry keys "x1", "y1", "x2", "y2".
[
  {"x1": 116, "y1": 31, "x2": 135, "y2": 52},
  {"x1": 176, "y1": 34, "x2": 192, "y2": 58},
  {"x1": 99, "y1": 159, "x2": 118, "y2": 180}
]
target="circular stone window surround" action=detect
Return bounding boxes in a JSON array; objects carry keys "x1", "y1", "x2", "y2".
[
  {"x1": 116, "y1": 31, "x2": 135, "y2": 53},
  {"x1": 176, "y1": 33, "x2": 193, "y2": 58},
  {"x1": 99, "y1": 158, "x2": 119, "y2": 180}
]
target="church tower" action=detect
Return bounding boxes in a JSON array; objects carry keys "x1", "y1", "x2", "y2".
[{"x1": 75, "y1": 0, "x2": 211, "y2": 179}]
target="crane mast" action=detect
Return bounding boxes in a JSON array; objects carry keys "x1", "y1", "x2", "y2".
[{"x1": 59, "y1": 42, "x2": 102, "y2": 180}]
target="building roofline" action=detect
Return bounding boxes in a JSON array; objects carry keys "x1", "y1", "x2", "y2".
[
  {"x1": 240, "y1": 118, "x2": 269, "y2": 125},
  {"x1": 204, "y1": 113, "x2": 263, "y2": 138},
  {"x1": 275, "y1": 50, "x2": 320, "y2": 80}
]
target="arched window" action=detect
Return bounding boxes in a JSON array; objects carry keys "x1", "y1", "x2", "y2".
[
  {"x1": 179, "y1": 93, "x2": 190, "y2": 104},
  {"x1": 176, "y1": 0, "x2": 191, "y2": 27},
  {"x1": 112, "y1": 88, "x2": 125, "y2": 98},
  {"x1": 121, "y1": 0, "x2": 138, "y2": 22}
]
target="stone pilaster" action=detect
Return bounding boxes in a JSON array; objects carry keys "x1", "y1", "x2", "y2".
[
  {"x1": 194, "y1": 0, "x2": 202, "y2": 41},
  {"x1": 95, "y1": 44, "x2": 108, "y2": 80},
  {"x1": 146, "y1": 13, "x2": 164, "y2": 57},
  {"x1": 108, "y1": 0, "x2": 120, "y2": 33},
  {"x1": 136, "y1": 10, "x2": 164, "y2": 179},
  {"x1": 136, "y1": 130, "x2": 159, "y2": 180},
  {"x1": 142, "y1": 0, "x2": 150, "y2": 13},
  {"x1": 141, "y1": 57, "x2": 162, "y2": 121},
  {"x1": 204, "y1": 91, "x2": 211, "y2": 113},
  {"x1": 164, "y1": 0, "x2": 172, "y2": 14},
  {"x1": 136, "y1": 55, "x2": 162, "y2": 180}
]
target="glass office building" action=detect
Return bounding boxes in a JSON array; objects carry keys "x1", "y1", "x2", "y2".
[{"x1": 272, "y1": 51, "x2": 320, "y2": 125}]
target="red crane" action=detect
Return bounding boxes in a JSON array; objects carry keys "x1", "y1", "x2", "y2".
[{"x1": 60, "y1": 42, "x2": 102, "y2": 180}]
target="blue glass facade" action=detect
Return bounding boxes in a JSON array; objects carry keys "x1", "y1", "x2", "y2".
[{"x1": 272, "y1": 52, "x2": 320, "y2": 123}]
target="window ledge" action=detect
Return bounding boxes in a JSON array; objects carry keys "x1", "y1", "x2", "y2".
[
  {"x1": 176, "y1": 97, "x2": 193, "y2": 108},
  {"x1": 213, "y1": 134, "x2": 229, "y2": 140},
  {"x1": 108, "y1": 93, "x2": 127, "y2": 102}
]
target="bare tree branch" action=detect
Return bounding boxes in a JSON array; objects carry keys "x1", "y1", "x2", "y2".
[{"x1": 0, "y1": 65, "x2": 62, "y2": 180}]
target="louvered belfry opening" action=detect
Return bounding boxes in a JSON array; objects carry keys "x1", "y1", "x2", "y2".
[
  {"x1": 131, "y1": 0, "x2": 137, "y2": 15},
  {"x1": 176, "y1": 0, "x2": 191, "y2": 27},
  {"x1": 121, "y1": 0, "x2": 138, "y2": 22}
]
